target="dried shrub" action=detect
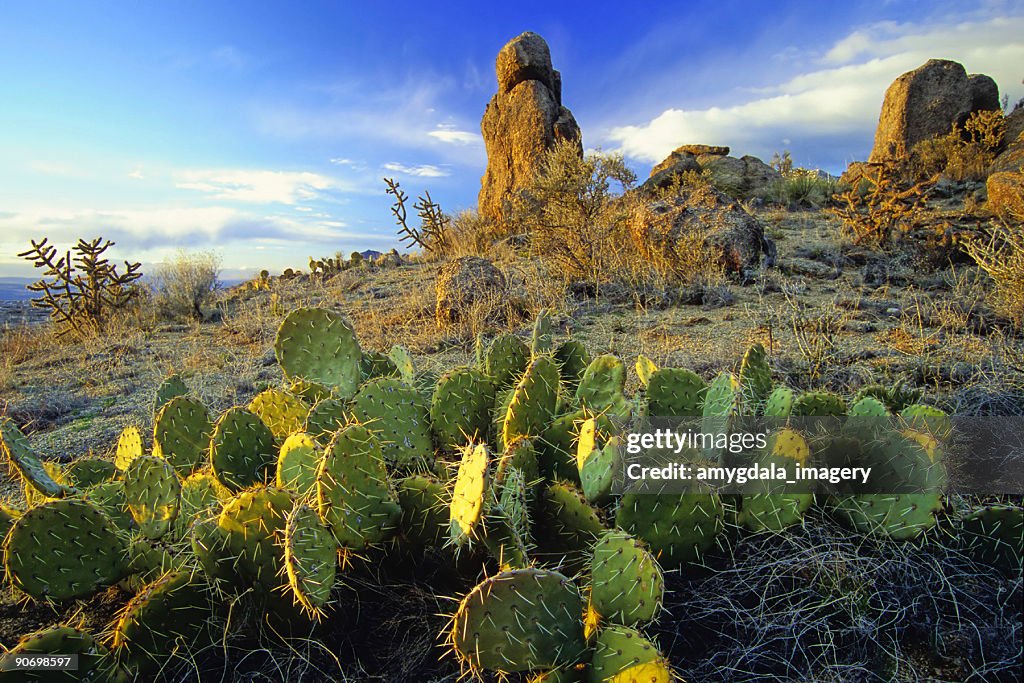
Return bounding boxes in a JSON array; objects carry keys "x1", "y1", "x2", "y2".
[
  {"x1": 17, "y1": 237, "x2": 143, "y2": 337},
  {"x1": 827, "y1": 161, "x2": 935, "y2": 246},
  {"x1": 909, "y1": 110, "x2": 1006, "y2": 182},
  {"x1": 150, "y1": 250, "x2": 222, "y2": 321},
  {"x1": 384, "y1": 177, "x2": 450, "y2": 255},
  {"x1": 963, "y1": 220, "x2": 1024, "y2": 328}
]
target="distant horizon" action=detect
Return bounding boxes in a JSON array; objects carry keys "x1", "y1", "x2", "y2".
[{"x1": 2, "y1": 0, "x2": 1023, "y2": 278}]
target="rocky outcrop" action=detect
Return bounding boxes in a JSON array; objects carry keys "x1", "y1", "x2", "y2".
[
  {"x1": 986, "y1": 171, "x2": 1024, "y2": 221},
  {"x1": 435, "y1": 256, "x2": 508, "y2": 327},
  {"x1": 642, "y1": 146, "x2": 779, "y2": 197},
  {"x1": 869, "y1": 59, "x2": 1000, "y2": 163},
  {"x1": 628, "y1": 183, "x2": 773, "y2": 278},
  {"x1": 990, "y1": 109, "x2": 1024, "y2": 175},
  {"x1": 479, "y1": 32, "x2": 582, "y2": 223}
]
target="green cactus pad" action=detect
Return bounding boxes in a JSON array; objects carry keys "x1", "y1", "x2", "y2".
[
  {"x1": 1, "y1": 418, "x2": 76, "y2": 499},
  {"x1": 124, "y1": 455, "x2": 181, "y2": 539},
  {"x1": 647, "y1": 368, "x2": 707, "y2": 417},
  {"x1": 501, "y1": 355, "x2": 560, "y2": 450},
  {"x1": 899, "y1": 404, "x2": 952, "y2": 441},
  {"x1": 849, "y1": 396, "x2": 890, "y2": 416},
  {"x1": 531, "y1": 308, "x2": 555, "y2": 355},
  {"x1": 575, "y1": 354, "x2": 628, "y2": 415},
  {"x1": 112, "y1": 571, "x2": 212, "y2": 674},
  {"x1": 960, "y1": 504, "x2": 1023, "y2": 575},
  {"x1": 449, "y1": 443, "x2": 490, "y2": 547},
  {"x1": 210, "y1": 407, "x2": 277, "y2": 492},
  {"x1": 350, "y1": 377, "x2": 433, "y2": 469},
  {"x1": 0, "y1": 626, "x2": 109, "y2": 681},
  {"x1": 430, "y1": 368, "x2": 496, "y2": 451},
  {"x1": 0, "y1": 505, "x2": 20, "y2": 542},
  {"x1": 485, "y1": 333, "x2": 531, "y2": 389},
  {"x1": 483, "y1": 466, "x2": 532, "y2": 569},
  {"x1": 284, "y1": 503, "x2": 338, "y2": 615},
  {"x1": 589, "y1": 625, "x2": 673, "y2": 683},
  {"x1": 388, "y1": 344, "x2": 416, "y2": 382},
  {"x1": 248, "y1": 388, "x2": 309, "y2": 440},
  {"x1": 189, "y1": 514, "x2": 232, "y2": 586},
  {"x1": 577, "y1": 418, "x2": 619, "y2": 505},
  {"x1": 739, "y1": 428, "x2": 814, "y2": 532},
  {"x1": 495, "y1": 436, "x2": 541, "y2": 490},
  {"x1": 763, "y1": 386, "x2": 795, "y2": 417},
  {"x1": 397, "y1": 474, "x2": 449, "y2": 547},
  {"x1": 152, "y1": 395, "x2": 212, "y2": 476},
  {"x1": 539, "y1": 410, "x2": 586, "y2": 483},
  {"x1": 3, "y1": 498, "x2": 127, "y2": 600},
  {"x1": 276, "y1": 432, "x2": 322, "y2": 495},
  {"x1": 275, "y1": 307, "x2": 362, "y2": 399},
  {"x1": 616, "y1": 488, "x2": 724, "y2": 569},
  {"x1": 590, "y1": 530, "x2": 664, "y2": 626},
  {"x1": 792, "y1": 391, "x2": 846, "y2": 417},
  {"x1": 83, "y1": 480, "x2": 135, "y2": 531},
  {"x1": 702, "y1": 371, "x2": 740, "y2": 417},
  {"x1": 635, "y1": 354, "x2": 658, "y2": 388},
  {"x1": 449, "y1": 567, "x2": 586, "y2": 674},
  {"x1": 127, "y1": 537, "x2": 178, "y2": 586},
  {"x1": 289, "y1": 378, "x2": 334, "y2": 404},
  {"x1": 65, "y1": 456, "x2": 117, "y2": 488},
  {"x1": 219, "y1": 486, "x2": 294, "y2": 590},
  {"x1": 316, "y1": 424, "x2": 400, "y2": 548},
  {"x1": 174, "y1": 471, "x2": 230, "y2": 533},
  {"x1": 553, "y1": 340, "x2": 591, "y2": 390},
  {"x1": 114, "y1": 425, "x2": 145, "y2": 471},
  {"x1": 153, "y1": 373, "x2": 189, "y2": 414},
  {"x1": 833, "y1": 493, "x2": 942, "y2": 541},
  {"x1": 360, "y1": 350, "x2": 399, "y2": 381},
  {"x1": 534, "y1": 482, "x2": 606, "y2": 570},
  {"x1": 739, "y1": 342, "x2": 773, "y2": 407},
  {"x1": 304, "y1": 397, "x2": 350, "y2": 445}
]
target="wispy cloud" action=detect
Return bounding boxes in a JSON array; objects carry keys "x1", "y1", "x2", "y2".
[
  {"x1": 428, "y1": 124, "x2": 481, "y2": 145},
  {"x1": 605, "y1": 15, "x2": 1024, "y2": 169},
  {"x1": 173, "y1": 168, "x2": 367, "y2": 204},
  {"x1": 382, "y1": 162, "x2": 450, "y2": 178}
]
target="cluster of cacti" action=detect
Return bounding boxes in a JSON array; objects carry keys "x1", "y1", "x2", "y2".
[{"x1": 0, "y1": 308, "x2": 1019, "y2": 681}]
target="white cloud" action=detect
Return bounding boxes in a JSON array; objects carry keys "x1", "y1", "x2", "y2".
[
  {"x1": 428, "y1": 124, "x2": 480, "y2": 145},
  {"x1": 128, "y1": 165, "x2": 145, "y2": 180},
  {"x1": 381, "y1": 162, "x2": 450, "y2": 178},
  {"x1": 174, "y1": 168, "x2": 361, "y2": 204},
  {"x1": 606, "y1": 16, "x2": 1024, "y2": 167}
]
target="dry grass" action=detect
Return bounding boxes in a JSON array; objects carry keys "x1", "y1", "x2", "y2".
[{"x1": 964, "y1": 220, "x2": 1024, "y2": 329}]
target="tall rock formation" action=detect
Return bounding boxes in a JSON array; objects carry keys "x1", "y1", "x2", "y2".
[
  {"x1": 868, "y1": 59, "x2": 1000, "y2": 163},
  {"x1": 478, "y1": 32, "x2": 582, "y2": 223}
]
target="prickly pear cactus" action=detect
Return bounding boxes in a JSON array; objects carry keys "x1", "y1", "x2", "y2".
[
  {"x1": 590, "y1": 530, "x2": 664, "y2": 626},
  {"x1": 763, "y1": 385, "x2": 795, "y2": 417},
  {"x1": 316, "y1": 423, "x2": 400, "y2": 548},
  {"x1": 248, "y1": 388, "x2": 309, "y2": 440},
  {"x1": 449, "y1": 567, "x2": 587, "y2": 674},
  {"x1": 218, "y1": 486, "x2": 294, "y2": 591},
  {"x1": 430, "y1": 368, "x2": 496, "y2": 451},
  {"x1": 616, "y1": 487, "x2": 724, "y2": 569},
  {"x1": 283, "y1": 503, "x2": 338, "y2": 616},
  {"x1": 495, "y1": 436, "x2": 541, "y2": 490},
  {"x1": 276, "y1": 432, "x2": 322, "y2": 495},
  {"x1": 304, "y1": 397, "x2": 349, "y2": 445},
  {"x1": 275, "y1": 307, "x2": 362, "y2": 399},
  {"x1": 539, "y1": 410, "x2": 586, "y2": 483},
  {"x1": 959, "y1": 504, "x2": 1023, "y2": 576},
  {"x1": 65, "y1": 456, "x2": 116, "y2": 488},
  {"x1": 576, "y1": 354, "x2": 629, "y2": 416},
  {"x1": 112, "y1": 571, "x2": 212, "y2": 674},
  {"x1": 738, "y1": 428, "x2": 814, "y2": 532},
  {"x1": 577, "y1": 418, "x2": 620, "y2": 505},
  {"x1": 449, "y1": 443, "x2": 490, "y2": 548},
  {"x1": 114, "y1": 425, "x2": 145, "y2": 471},
  {"x1": 3, "y1": 498, "x2": 127, "y2": 600},
  {"x1": 152, "y1": 395, "x2": 212, "y2": 476},
  {"x1": 531, "y1": 308, "x2": 555, "y2": 355},
  {"x1": 501, "y1": 355, "x2": 560, "y2": 450},
  {"x1": 485, "y1": 333, "x2": 530, "y2": 389},
  {"x1": 0, "y1": 626, "x2": 111, "y2": 681},
  {"x1": 154, "y1": 373, "x2": 189, "y2": 415},
  {"x1": 1, "y1": 417, "x2": 76, "y2": 498},
  {"x1": 388, "y1": 344, "x2": 416, "y2": 382},
  {"x1": 484, "y1": 466, "x2": 533, "y2": 569},
  {"x1": 350, "y1": 376, "x2": 433, "y2": 469},
  {"x1": 397, "y1": 474, "x2": 449, "y2": 547},
  {"x1": 83, "y1": 480, "x2": 134, "y2": 532},
  {"x1": 590, "y1": 625, "x2": 674, "y2": 683},
  {"x1": 739, "y1": 342, "x2": 773, "y2": 408},
  {"x1": 647, "y1": 368, "x2": 707, "y2": 417},
  {"x1": 209, "y1": 407, "x2": 277, "y2": 492},
  {"x1": 635, "y1": 354, "x2": 658, "y2": 388},
  {"x1": 553, "y1": 339, "x2": 591, "y2": 390},
  {"x1": 792, "y1": 391, "x2": 846, "y2": 417},
  {"x1": 123, "y1": 455, "x2": 181, "y2": 539},
  {"x1": 174, "y1": 471, "x2": 230, "y2": 536},
  {"x1": 534, "y1": 482, "x2": 606, "y2": 570}
]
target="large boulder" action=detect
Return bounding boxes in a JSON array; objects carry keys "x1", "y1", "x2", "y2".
[
  {"x1": 697, "y1": 154, "x2": 780, "y2": 197},
  {"x1": 641, "y1": 148, "x2": 702, "y2": 192},
  {"x1": 479, "y1": 32, "x2": 582, "y2": 223},
  {"x1": 990, "y1": 109, "x2": 1024, "y2": 175},
  {"x1": 628, "y1": 183, "x2": 773, "y2": 278},
  {"x1": 869, "y1": 59, "x2": 1000, "y2": 163},
  {"x1": 987, "y1": 171, "x2": 1024, "y2": 221},
  {"x1": 435, "y1": 257, "x2": 508, "y2": 327}
]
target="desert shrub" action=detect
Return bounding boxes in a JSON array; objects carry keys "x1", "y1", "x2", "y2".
[
  {"x1": 763, "y1": 168, "x2": 837, "y2": 208},
  {"x1": 827, "y1": 160, "x2": 934, "y2": 246},
  {"x1": 150, "y1": 250, "x2": 221, "y2": 321},
  {"x1": 17, "y1": 237, "x2": 144, "y2": 338},
  {"x1": 443, "y1": 209, "x2": 510, "y2": 259},
  {"x1": 513, "y1": 140, "x2": 636, "y2": 285},
  {"x1": 384, "y1": 177, "x2": 450, "y2": 256},
  {"x1": 963, "y1": 220, "x2": 1024, "y2": 327},
  {"x1": 909, "y1": 110, "x2": 1006, "y2": 182}
]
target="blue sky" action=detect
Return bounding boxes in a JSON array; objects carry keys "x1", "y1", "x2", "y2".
[{"x1": 1, "y1": 1, "x2": 1022, "y2": 279}]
